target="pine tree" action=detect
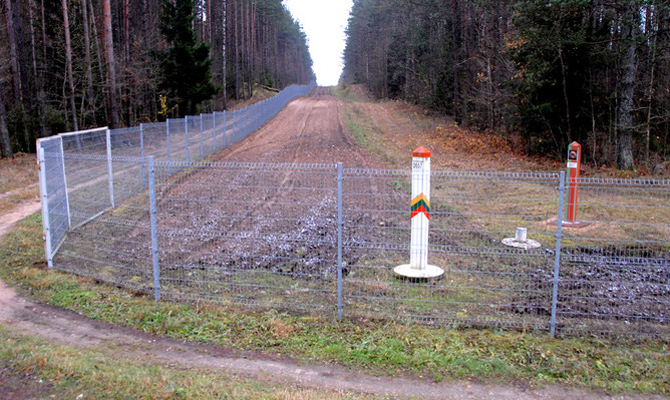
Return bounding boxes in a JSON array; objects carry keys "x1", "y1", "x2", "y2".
[{"x1": 158, "y1": 0, "x2": 220, "y2": 117}]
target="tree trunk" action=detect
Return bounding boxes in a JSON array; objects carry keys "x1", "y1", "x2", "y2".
[
  {"x1": 4, "y1": 0, "x2": 20, "y2": 104},
  {"x1": 234, "y1": 0, "x2": 240, "y2": 99},
  {"x1": 123, "y1": 0, "x2": 131, "y2": 124},
  {"x1": 4, "y1": 0, "x2": 19, "y2": 105},
  {"x1": 451, "y1": 0, "x2": 462, "y2": 124},
  {"x1": 5, "y1": 0, "x2": 32, "y2": 151},
  {"x1": 0, "y1": 86, "x2": 12, "y2": 158},
  {"x1": 28, "y1": 0, "x2": 48, "y2": 138},
  {"x1": 90, "y1": 0, "x2": 110, "y2": 124},
  {"x1": 81, "y1": 0, "x2": 96, "y2": 126},
  {"x1": 616, "y1": 1, "x2": 637, "y2": 170},
  {"x1": 558, "y1": 49, "x2": 572, "y2": 140},
  {"x1": 222, "y1": 0, "x2": 227, "y2": 108},
  {"x1": 40, "y1": 0, "x2": 47, "y2": 61},
  {"x1": 62, "y1": 0, "x2": 79, "y2": 131},
  {"x1": 103, "y1": 0, "x2": 120, "y2": 128}
]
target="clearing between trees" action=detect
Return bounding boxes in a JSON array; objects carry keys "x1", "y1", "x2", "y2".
[{"x1": 0, "y1": 87, "x2": 667, "y2": 399}]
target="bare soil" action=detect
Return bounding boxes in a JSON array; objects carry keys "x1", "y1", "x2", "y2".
[
  {"x1": 211, "y1": 87, "x2": 380, "y2": 168},
  {"x1": 0, "y1": 197, "x2": 41, "y2": 239},
  {"x1": 0, "y1": 88, "x2": 666, "y2": 399}
]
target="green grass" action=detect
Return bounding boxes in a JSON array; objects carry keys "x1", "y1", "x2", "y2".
[
  {"x1": 332, "y1": 85, "x2": 404, "y2": 168},
  {"x1": 0, "y1": 327, "x2": 379, "y2": 400},
  {"x1": 1, "y1": 215, "x2": 668, "y2": 395}
]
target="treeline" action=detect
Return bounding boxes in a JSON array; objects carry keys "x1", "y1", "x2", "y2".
[
  {"x1": 343, "y1": 0, "x2": 670, "y2": 170},
  {"x1": 0, "y1": 0, "x2": 314, "y2": 157}
]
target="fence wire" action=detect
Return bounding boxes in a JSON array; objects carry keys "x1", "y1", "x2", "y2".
[
  {"x1": 153, "y1": 161, "x2": 339, "y2": 312},
  {"x1": 35, "y1": 83, "x2": 670, "y2": 339},
  {"x1": 341, "y1": 169, "x2": 560, "y2": 330},
  {"x1": 556, "y1": 178, "x2": 670, "y2": 337}
]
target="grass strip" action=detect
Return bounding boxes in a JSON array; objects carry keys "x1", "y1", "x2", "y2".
[
  {"x1": 0, "y1": 326, "x2": 377, "y2": 400},
  {"x1": 1, "y1": 215, "x2": 668, "y2": 395}
]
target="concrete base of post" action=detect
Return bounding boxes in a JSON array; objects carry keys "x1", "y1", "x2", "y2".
[
  {"x1": 561, "y1": 220, "x2": 589, "y2": 228},
  {"x1": 394, "y1": 264, "x2": 444, "y2": 280},
  {"x1": 501, "y1": 237, "x2": 541, "y2": 250},
  {"x1": 502, "y1": 227, "x2": 541, "y2": 250}
]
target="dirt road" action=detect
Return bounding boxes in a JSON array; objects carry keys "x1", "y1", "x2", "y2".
[
  {"x1": 212, "y1": 87, "x2": 378, "y2": 168},
  {"x1": 0, "y1": 89, "x2": 664, "y2": 399}
]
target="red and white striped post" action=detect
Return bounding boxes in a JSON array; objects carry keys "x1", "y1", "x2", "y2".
[
  {"x1": 394, "y1": 147, "x2": 444, "y2": 280},
  {"x1": 564, "y1": 141, "x2": 581, "y2": 225}
]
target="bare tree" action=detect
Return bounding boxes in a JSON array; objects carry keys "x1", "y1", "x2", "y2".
[
  {"x1": 4, "y1": 0, "x2": 20, "y2": 104},
  {"x1": 103, "y1": 0, "x2": 120, "y2": 128},
  {"x1": 62, "y1": 0, "x2": 79, "y2": 131},
  {"x1": 0, "y1": 84, "x2": 12, "y2": 158},
  {"x1": 616, "y1": 0, "x2": 637, "y2": 170},
  {"x1": 28, "y1": 0, "x2": 47, "y2": 137},
  {"x1": 221, "y1": 0, "x2": 228, "y2": 107},
  {"x1": 81, "y1": 0, "x2": 96, "y2": 126}
]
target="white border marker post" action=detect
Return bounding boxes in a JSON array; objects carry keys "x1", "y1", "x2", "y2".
[{"x1": 394, "y1": 147, "x2": 445, "y2": 280}]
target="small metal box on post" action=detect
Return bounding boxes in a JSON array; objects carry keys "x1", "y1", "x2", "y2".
[
  {"x1": 565, "y1": 141, "x2": 581, "y2": 225},
  {"x1": 394, "y1": 147, "x2": 445, "y2": 280}
]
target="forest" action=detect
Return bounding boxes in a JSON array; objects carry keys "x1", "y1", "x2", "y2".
[
  {"x1": 0, "y1": 0, "x2": 314, "y2": 157},
  {"x1": 343, "y1": 0, "x2": 670, "y2": 170}
]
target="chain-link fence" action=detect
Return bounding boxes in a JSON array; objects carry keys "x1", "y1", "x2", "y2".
[{"x1": 35, "y1": 84, "x2": 669, "y2": 339}]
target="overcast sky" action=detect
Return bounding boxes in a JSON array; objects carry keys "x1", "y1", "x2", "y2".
[{"x1": 282, "y1": 0, "x2": 353, "y2": 87}]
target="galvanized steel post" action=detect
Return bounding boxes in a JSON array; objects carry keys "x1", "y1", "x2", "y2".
[
  {"x1": 184, "y1": 116, "x2": 190, "y2": 164},
  {"x1": 106, "y1": 129, "x2": 115, "y2": 208},
  {"x1": 148, "y1": 156, "x2": 161, "y2": 301},
  {"x1": 337, "y1": 162, "x2": 344, "y2": 318},
  {"x1": 223, "y1": 111, "x2": 228, "y2": 148},
  {"x1": 551, "y1": 171, "x2": 566, "y2": 336},
  {"x1": 199, "y1": 115, "x2": 204, "y2": 159},
  {"x1": 166, "y1": 118, "x2": 171, "y2": 175},
  {"x1": 140, "y1": 123, "x2": 146, "y2": 190},
  {"x1": 37, "y1": 147, "x2": 53, "y2": 268},
  {"x1": 212, "y1": 112, "x2": 217, "y2": 151},
  {"x1": 58, "y1": 136, "x2": 71, "y2": 228}
]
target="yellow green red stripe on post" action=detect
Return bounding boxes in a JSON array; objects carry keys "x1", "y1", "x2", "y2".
[{"x1": 411, "y1": 193, "x2": 430, "y2": 219}]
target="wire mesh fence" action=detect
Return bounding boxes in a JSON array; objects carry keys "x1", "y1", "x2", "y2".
[
  {"x1": 37, "y1": 82, "x2": 316, "y2": 264},
  {"x1": 35, "y1": 83, "x2": 669, "y2": 339},
  {"x1": 341, "y1": 170, "x2": 562, "y2": 331},
  {"x1": 555, "y1": 177, "x2": 670, "y2": 337}
]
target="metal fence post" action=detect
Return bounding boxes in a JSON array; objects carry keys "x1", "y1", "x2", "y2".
[
  {"x1": 223, "y1": 111, "x2": 228, "y2": 148},
  {"x1": 550, "y1": 171, "x2": 566, "y2": 337},
  {"x1": 199, "y1": 115, "x2": 204, "y2": 160},
  {"x1": 233, "y1": 109, "x2": 237, "y2": 143},
  {"x1": 58, "y1": 136, "x2": 71, "y2": 228},
  {"x1": 148, "y1": 156, "x2": 161, "y2": 301},
  {"x1": 167, "y1": 119, "x2": 171, "y2": 175},
  {"x1": 140, "y1": 123, "x2": 146, "y2": 190},
  {"x1": 37, "y1": 147, "x2": 53, "y2": 268},
  {"x1": 106, "y1": 129, "x2": 115, "y2": 208},
  {"x1": 212, "y1": 112, "x2": 217, "y2": 151},
  {"x1": 337, "y1": 162, "x2": 344, "y2": 318},
  {"x1": 185, "y1": 116, "x2": 190, "y2": 164}
]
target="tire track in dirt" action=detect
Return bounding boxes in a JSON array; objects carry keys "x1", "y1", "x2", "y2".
[
  {"x1": 0, "y1": 88, "x2": 663, "y2": 400},
  {"x1": 0, "y1": 199, "x2": 41, "y2": 241}
]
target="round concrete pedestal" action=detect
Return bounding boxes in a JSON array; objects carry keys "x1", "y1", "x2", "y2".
[
  {"x1": 394, "y1": 264, "x2": 444, "y2": 280},
  {"x1": 501, "y1": 237, "x2": 541, "y2": 250}
]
